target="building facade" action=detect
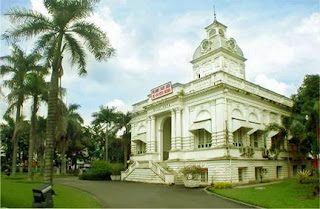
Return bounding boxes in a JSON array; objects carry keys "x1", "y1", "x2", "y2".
[{"x1": 122, "y1": 17, "x2": 308, "y2": 185}]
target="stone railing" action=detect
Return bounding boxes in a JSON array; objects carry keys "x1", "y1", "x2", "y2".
[
  {"x1": 149, "y1": 161, "x2": 174, "y2": 185},
  {"x1": 121, "y1": 161, "x2": 139, "y2": 180}
]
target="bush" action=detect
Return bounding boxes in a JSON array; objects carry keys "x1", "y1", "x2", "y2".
[
  {"x1": 298, "y1": 170, "x2": 311, "y2": 183},
  {"x1": 79, "y1": 172, "x2": 111, "y2": 180},
  {"x1": 300, "y1": 176, "x2": 318, "y2": 184},
  {"x1": 91, "y1": 160, "x2": 112, "y2": 175},
  {"x1": 214, "y1": 182, "x2": 233, "y2": 189},
  {"x1": 111, "y1": 163, "x2": 126, "y2": 175},
  {"x1": 79, "y1": 161, "x2": 112, "y2": 181}
]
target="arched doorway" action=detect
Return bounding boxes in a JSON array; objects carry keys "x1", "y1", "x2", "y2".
[{"x1": 162, "y1": 117, "x2": 171, "y2": 161}]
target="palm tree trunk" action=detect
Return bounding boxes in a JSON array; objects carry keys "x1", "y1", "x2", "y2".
[
  {"x1": 28, "y1": 96, "x2": 38, "y2": 180},
  {"x1": 44, "y1": 68, "x2": 59, "y2": 184},
  {"x1": 123, "y1": 140, "x2": 128, "y2": 166},
  {"x1": 61, "y1": 140, "x2": 67, "y2": 175},
  {"x1": 11, "y1": 97, "x2": 23, "y2": 176},
  {"x1": 105, "y1": 126, "x2": 108, "y2": 162},
  {"x1": 44, "y1": 34, "x2": 63, "y2": 185}
]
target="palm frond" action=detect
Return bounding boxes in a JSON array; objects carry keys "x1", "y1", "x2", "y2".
[
  {"x1": 5, "y1": 20, "x2": 54, "y2": 40},
  {"x1": 5, "y1": 7, "x2": 51, "y2": 24},
  {"x1": 64, "y1": 33, "x2": 87, "y2": 75},
  {"x1": 70, "y1": 21, "x2": 115, "y2": 61}
]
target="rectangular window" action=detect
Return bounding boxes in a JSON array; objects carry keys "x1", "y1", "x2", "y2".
[
  {"x1": 233, "y1": 129, "x2": 243, "y2": 147},
  {"x1": 197, "y1": 129, "x2": 211, "y2": 149},
  {"x1": 200, "y1": 170, "x2": 208, "y2": 182}
]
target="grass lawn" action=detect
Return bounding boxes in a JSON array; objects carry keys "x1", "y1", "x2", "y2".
[
  {"x1": 209, "y1": 178, "x2": 319, "y2": 208},
  {"x1": 1, "y1": 173, "x2": 100, "y2": 208}
]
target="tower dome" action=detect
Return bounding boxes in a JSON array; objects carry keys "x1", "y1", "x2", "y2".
[{"x1": 191, "y1": 16, "x2": 247, "y2": 80}]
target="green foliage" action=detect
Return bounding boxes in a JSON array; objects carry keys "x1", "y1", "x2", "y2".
[
  {"x1": 299, "y1": 176, "x2": 319, "y2": 184},
  {"x1": 298, "y1": 169, "x2": 311, "y2": 183},
  {"x1": 213, "y1": 182, "x2": 233, "y2": 189},
  {"x1": 178, "y1": 90, "x2": 185, "y2": 97},
  {"x1": 78, "y1": 172, "x2": 110, "y2": 181},
  {"x1": 111, "y1": 163, "x2": 126, "y2": 175},
  {"x1": 180, "y1": 165, "x2": 207, "y2": 180},
  {"x1": 91, "y1": 160, "x2": 112, "y2": 175}
]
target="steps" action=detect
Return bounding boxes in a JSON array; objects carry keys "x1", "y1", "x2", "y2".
[{"x1": 125, "y1": 168, "x2": 165, "y2": 184}]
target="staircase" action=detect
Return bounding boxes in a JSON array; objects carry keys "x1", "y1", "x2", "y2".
[
  {"x1": 125, "y1": 168, "x2": 164, "y2": 184},
  {"x1": 121, "y1": 161, "x2": 174, "y2": 185}
]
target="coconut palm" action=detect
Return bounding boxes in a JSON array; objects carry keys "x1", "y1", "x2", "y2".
[
  {"x1": 56, "y1": 103, "x2": 83, "y2": 174},
  {"x1": 92, "y1": 106, "x2": 117, "y2": 162},
  {"x1": 25, "y1": 68, "x2": 48, "y2": 180},
  {"x1": 0, "y1": 44, "x2": 42, "y2": 176},
  {"x1": 4, "y1": 0, "x2": 114, "y2": 184},
  {"x1": 114, "y1": 111, "x2": 132, "y2": 166}
]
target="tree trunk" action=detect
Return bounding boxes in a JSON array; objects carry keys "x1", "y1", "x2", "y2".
[
  {"x1": 28, "y1": 96, "x2": 38, "y2": 180},
  {"x1": 105, "y1": 126, "x2": 108, "y2": 162},
  {"x1": 61, "y1": 140, "x2": 67, "y2": 175},
  {"x1": 123, "y1": 140, "x2": 128, "y2": 166},
  {"x1": 44, "y1": 33, "x2": 63, "y2": 185},
  {"x1": 11, "y1": 96, "x2": 23, "y2": 176}
]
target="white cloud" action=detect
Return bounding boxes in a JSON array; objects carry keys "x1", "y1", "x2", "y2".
[
  {"x1": 106, "y1": 99, "x2": 132, "y2": 113},
  {"x1": 30, "y1": 0, "x2": 49, "y2": 16},
  {"x1": 254, "y1": 74, "x2": 294, "y2": 96}
]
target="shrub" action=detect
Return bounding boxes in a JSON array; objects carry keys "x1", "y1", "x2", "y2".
[
  {"x1": 298, "y1": 170, "x2": 311, "y2": 183},
  {"x1": 111, "y1": 163, "x2": 126, "y2": 175},
  {"x1": 214, "y1": 182, "x2": 233, "y2": 189},
  {"x1": 91, "y1": 160, "x2": 112, "y2": 175},
  {"x1": 300, "y1": 176, "x2": 318, "y2": 184},
  {"x1": 79, "y1": 172, "x2": 111, "y2": 180}
]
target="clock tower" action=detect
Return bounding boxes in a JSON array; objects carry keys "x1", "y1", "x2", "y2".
[{"x1": 191, "y1": 14, "x2": 247, "y2": 80}]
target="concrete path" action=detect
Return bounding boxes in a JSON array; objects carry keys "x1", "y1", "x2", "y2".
[{"x1": 54, "y1": 177, "x2": 249, "y2": 208}]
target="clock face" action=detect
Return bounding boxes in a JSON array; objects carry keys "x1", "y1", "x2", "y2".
[
  {"x1": 227, "y1": 38, "x2": 236, "y2": 51},
  {"x1": 201, "y1": 40, "x2": 211, "y2": 52}
]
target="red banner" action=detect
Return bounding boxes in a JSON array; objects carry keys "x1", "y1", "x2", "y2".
[{"x1": 151, "y1": 82, "x2": 173, "y2": 100}]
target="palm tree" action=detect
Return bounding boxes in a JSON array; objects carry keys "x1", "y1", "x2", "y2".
[
  {"x1": 25, "y1": 68, "x2": 48, "y2": 180},
  {"x1": 114, "y1": 111, "x2": 132, "y2": 166},
  {"x1": 56, "y1": 103, "x2": 83, "y2": 174},
  {"x1": 34, "y1": 116, "x2": 47, "y2": 175},
  {"x1": 92, "y1": 106, "x2": 117, "y2": 162},
  {"x1": 0, "y1": 44, "x2": 41, "y2": 176},
  {"x1": 5, "y1": 0, "x2": 114, "y2": 184}
]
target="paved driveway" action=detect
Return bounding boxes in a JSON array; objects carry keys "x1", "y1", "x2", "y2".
[{"x1": 54, "y1": 178, "x2": 248, "y2": 208}]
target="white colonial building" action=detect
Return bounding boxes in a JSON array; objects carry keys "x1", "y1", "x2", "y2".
[{"x1": 121, "y1": 16, "x2": 302, "y2": 185}]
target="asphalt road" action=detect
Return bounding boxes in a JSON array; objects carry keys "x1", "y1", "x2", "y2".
[{"x1": 54, "y1": 177, "x2": 249, "y2": 208}]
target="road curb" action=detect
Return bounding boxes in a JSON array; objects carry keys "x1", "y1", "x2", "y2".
[{"x1": 203, "y1": 186, "x2": 263, "y2": 209}]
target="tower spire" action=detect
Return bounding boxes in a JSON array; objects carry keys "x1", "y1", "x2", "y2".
[{"x1": 213, "y1": 5, "x2": 217, "y2": 21}]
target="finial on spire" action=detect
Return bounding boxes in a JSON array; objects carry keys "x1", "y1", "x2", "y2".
[{"x1": 213, "y1": 5, "x2": 217, "y2": 21}]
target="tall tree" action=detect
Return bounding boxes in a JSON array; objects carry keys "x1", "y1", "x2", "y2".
[
  {"x1": 5, "y1": 0, "x2": 114, "y2": 184},
  {"x1": 114, "y1": 111, "x2": 132, "y2": 166},
  {"x1": 92, "y1": 106, "x2": 117, "y2": 162},
  {"x1": 0, "y1": 44, "x2": 40, "y2": 176},
  {"x1": 25, "y1": 67, "x2": 48, "y2": 180},
  {"x1": 56, "y1": 103, "x2": 83, "y2": 174},
  {"x1": 291, "y1": 75, "x2": 320, "y2": 171}
]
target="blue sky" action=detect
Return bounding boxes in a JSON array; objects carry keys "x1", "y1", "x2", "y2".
[{"x1": 1, "y1": 0, "x2": 319, "y2": 124}]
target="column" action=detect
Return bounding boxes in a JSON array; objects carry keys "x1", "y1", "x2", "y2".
[
  {"x1": 176, "y1": 108, "x2": 182, "y2": 150},
  {"x1": 171, "y1": 109, "x2": 176, "y2": 150},
  {"x1": 150, "y1": 115, "x2": 156, "y2": 152},
  {"x1": 146, "y1": 117, "x2": 151, "y2": 153}
]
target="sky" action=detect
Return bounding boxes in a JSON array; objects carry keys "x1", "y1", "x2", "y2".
[{"x1": 0, "y1": 0, "x2": 319, "y2": 125}]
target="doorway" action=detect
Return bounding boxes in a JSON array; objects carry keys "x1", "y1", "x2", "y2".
[{"x1": 162, "y1": 117, "x2": 171, "y2": 161}]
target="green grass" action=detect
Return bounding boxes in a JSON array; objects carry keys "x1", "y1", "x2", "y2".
[
  {"x1": 1, "y1": 173, "x2": 100, "y2": 208},
  {"x1": 209, "y1": 178, "x2": 319, "y2": 208}
]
